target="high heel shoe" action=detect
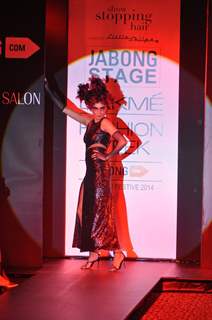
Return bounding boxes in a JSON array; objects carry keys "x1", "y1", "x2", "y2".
[
  {"x1": 0, "y1": 275, "x2": 18, "y2": 288},
  {"x1": 109, "y1": 251, "x2": 125, "y2": 272},
  {"x1": 80, "y1": 252, "x2": 99, "y2": 270}
]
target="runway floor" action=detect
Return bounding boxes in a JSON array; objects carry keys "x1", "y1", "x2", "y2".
[{"x1": 0, "y1": 259, "x2": 212, "y2": 320}]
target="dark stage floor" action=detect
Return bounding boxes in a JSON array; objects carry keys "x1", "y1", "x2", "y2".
[{"x1": 0, "y1": 259, "x2": 212, "y2": 320}]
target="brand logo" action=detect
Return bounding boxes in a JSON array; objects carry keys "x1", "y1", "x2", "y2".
[
  {"x1": 0, "y1": 91, "x2": 41, "y2": 106},
  {"x1": 96, "y1": 6, "x2": 152, "y2": 31},
  {"x1": 0, "y1": 37, "x2": 40, "y2": 59}
]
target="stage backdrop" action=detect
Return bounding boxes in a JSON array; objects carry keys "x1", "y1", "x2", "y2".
[{"x1": 65, "y1": 0, "x2": 180, "y2": 258}]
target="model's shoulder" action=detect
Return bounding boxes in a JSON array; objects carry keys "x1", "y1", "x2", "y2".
[
  {"x1": 100, "y1": 117, "x2": 117, "y2": 134},
  {"x1": 100, "y1": 117, "x2": 112, "y2": 126}
]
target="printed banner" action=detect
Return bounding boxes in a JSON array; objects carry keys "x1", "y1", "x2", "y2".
[
  {"x1": 0, "y1": 1, "x2": 45, "y2": 267},
  {"x1": 66, "y1": 0, "x2": 180, "y2": 258}
]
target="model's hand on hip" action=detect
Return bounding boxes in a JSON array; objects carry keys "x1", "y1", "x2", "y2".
[{"x1": 91, "y1": 151, "x2": 109, "y2": 161}]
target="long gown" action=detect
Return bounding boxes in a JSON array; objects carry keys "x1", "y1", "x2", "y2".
[{"x1": 72, "y1": 118, "x2": 120, "y2": 252}]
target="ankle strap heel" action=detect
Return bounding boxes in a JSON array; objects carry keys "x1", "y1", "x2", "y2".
[{"x1": 109, "y1": 251, "x2": 125, "y2": 272}]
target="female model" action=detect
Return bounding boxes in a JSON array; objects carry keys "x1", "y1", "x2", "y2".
[{"x1": 45, "y1": 76, "x2": 127, "y2": 271}]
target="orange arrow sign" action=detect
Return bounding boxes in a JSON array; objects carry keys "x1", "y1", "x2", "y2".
[{"x1": 5, "y1": 37, "x2": 40, "y2": 59}]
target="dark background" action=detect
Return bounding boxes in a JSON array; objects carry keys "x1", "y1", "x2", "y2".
[{"x1": 0, "y1": 1, "x2": 45, "y2": 267}]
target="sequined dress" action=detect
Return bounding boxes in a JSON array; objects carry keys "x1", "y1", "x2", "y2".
[{"x1": 72, "y1": 118, "x2": 120, "y2": 251}]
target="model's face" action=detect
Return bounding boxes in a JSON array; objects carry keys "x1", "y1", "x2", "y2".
[{"x1": 91, "y1": 102, "x2": 107, "y2": 121}]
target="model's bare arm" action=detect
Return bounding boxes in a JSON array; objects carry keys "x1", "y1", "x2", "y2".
[
  {"x1": 44, "y1": 78, "x2": 92, "y2": 125},
  {"x1": 63, "y1": 105, "x2": 92, "y2": 125},
  {"x1": 105, "y1": 131, "x2": 127, "y2": 160}
]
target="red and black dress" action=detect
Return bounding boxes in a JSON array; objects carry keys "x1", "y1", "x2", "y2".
[{"x1": 72, "y1": 118, "x2": 120, "y2": 252}]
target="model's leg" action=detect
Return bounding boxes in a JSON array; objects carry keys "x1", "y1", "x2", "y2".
[
  {"x1": 72, "y1": 181, "x2": 85, "y2": 249},
  {"x1": 76, "y1": 181, "x2": 84, "y2": 225},
  {"x1": 110, "y1": 249, "x2": 125, "y2": 271},
  {"x1": 80, "y1": 251, "x2": 99, "y2": 270}
]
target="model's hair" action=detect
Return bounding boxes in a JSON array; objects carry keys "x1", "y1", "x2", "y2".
[{"x1": 76, "y1": 75, "x2": 126, "y2": 110}]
